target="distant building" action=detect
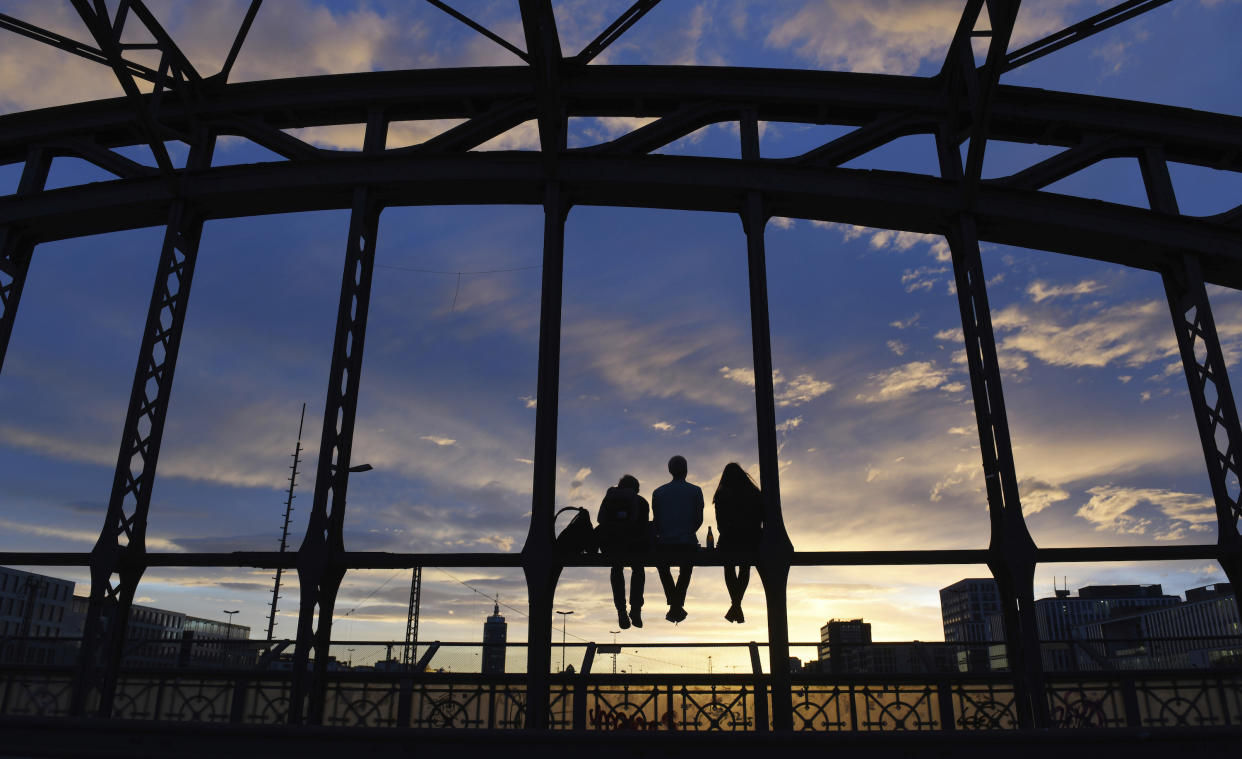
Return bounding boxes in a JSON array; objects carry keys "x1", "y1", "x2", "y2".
[
  {"x1": 981, "y1": 583, "x2": 1235, "y2": 671},
  {"x1": 482, "y1": 601, "x2": 507, "y2": 674},
  {"x1": 69, "y1": 595, "x2": 251, "y2": 668},
  {"x1": 3, "y1": 567, "x2": 250, "y2": 668},
  {"x1": 1077, "y1": 584, "x2": 1239, "y2": 669},
  {"x1": 1034, "y1": 584, "x2": 1179, "y2": 671},
  {"x1": 182, "y1": 614, "x2": 253, "y2": 667},
  {"x1": 0, "y1": 566, "x2": 78, "y2": 664},
  {"x1": 816, "y1": 618, "x2": 956, "y2": 674},
  {"x1": 939, "y1": 579, "x2": 1001, "y2": 672},
  {"x1": 819, "y1": 619, "x2": 871, "y2": 674}
]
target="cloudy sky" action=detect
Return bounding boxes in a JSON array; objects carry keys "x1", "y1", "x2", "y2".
[{"x1": 1, "y1": 0, "x2": 1240, "y2": 669}]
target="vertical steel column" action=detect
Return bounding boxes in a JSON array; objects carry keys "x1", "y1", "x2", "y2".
[
  {"x1": 519, "y1": 0, "x2": 567, "y2": 730},
  {"x1": 1142, "y1": 148, "x2": 1242, "y2": 609},
  {"x1": 943, "y1": 212, "x2": 1045, "y2": 729},
  {"x1": 0, "y1": 147, "x2": 50, "y2": 375},
  {"x1": 71, "y1": 131, "x2": 217, "y2": 717},
  {"x1": 289, "y1": 114, "x2": 386, "y2": 725},
  {"x1": 740, "y1": 112, "x2": 794, "y2": 731},
  {"x1": 522, "y1": 181, "x2": 568, "y2": 729},
  {"x1": 936, "y1": 0, "x2": 1043, "y2": 728}
]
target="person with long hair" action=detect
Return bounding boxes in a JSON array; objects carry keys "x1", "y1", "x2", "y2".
[{"x1": 713, "y1": 463, "x2": 764, "y2": 623}]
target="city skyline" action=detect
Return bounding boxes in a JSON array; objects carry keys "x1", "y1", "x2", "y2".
[{"x1": 1, "y1": 0, "x2": 1240, "y2": 652}]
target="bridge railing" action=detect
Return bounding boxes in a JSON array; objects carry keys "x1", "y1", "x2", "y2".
[{"x1": 2, "y1": 658, "x2": 1239, "y2": 730}]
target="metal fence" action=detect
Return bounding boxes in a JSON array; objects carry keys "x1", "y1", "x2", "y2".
[{"x1": 4, "y1": 664, "x2": 1240, "y2": 732}]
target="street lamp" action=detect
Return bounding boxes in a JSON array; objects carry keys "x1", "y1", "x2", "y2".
[
  {"x1": 555, "y1": 610, "x2": 574, "y2": 672},
  {"x1": 222, "y1": 610, "x2": 239, "y2": 637},
  {"x1": 609, "y1": 630, "x2": 621, "y2": 674}
]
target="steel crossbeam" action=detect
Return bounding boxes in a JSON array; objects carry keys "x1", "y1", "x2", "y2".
[
  {"x1": 1, "y1": 154, "x2": 1239, "y2": 287},
  {"x1": 289, "y1": 115, "x2": 386, "y2": 725},
  {"x1": 4, "y1": 67, "x2": 1242, "y2": 174}
]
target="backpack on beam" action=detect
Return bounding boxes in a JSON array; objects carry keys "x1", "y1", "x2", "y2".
[{"x1": 554, "y1": 506, "x2": 597, "y2": 556}]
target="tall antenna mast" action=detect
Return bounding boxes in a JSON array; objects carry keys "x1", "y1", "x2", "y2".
[
  {"x1": 403, "y1": 566, "x2": 422, "y2": 669},
  {"x1": 266, "y1": 402, "x2": 306, "y2": 641}
]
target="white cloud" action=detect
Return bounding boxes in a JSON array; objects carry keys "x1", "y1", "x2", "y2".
[
  {"x1": 420, "y1": 435, "x2": 457, "y2": 447},
  {"x1": 652, "y1": 421, "x2": 675, "y2": 431},
  {"x1": 890, "y1": 314, "x2": 920, "y2": 330},
  {"x1": 855, "y1": 360, "x2": 956, "y2": 403},
  {"x1": 1076, "y1": 485, "x2": 1214, "y2": 538},
  {"x1": 992, "y1": 299, "x2": 1177, "y2": 369},
  {"x1": 0, "y1": 517, "x2": 183, "y2": 552},
  {"x1": 886, "y1": 339, "x2": 907, "y2": 356},
  {"x1": 816, "y1": 221, "x2": 950, "y2": 264},
  {"x1": 770, "y1": 216, "x2": 796, "y2": 230},
  {"x1": 719, "y1": 366, "x2": 834, "y2": 407},
  {"x1": 777, "y1": 373, "x2": 834, "y2": 407},
  {"x1": 1018, "y1": 478, "x2": 1071, "y2": 516},
  {"x1": 775, "y1": 416, "x2": 803, "y2": 433},
  {"x1": 719, "y1": 366, "x2": 756, "y2": 387},
  {"x1": 764, "y1": 0, "x2": 1075, "y2": 75},
  {"x1": 1026, "y1": 279, "x2": 1104, "y2": 303}
]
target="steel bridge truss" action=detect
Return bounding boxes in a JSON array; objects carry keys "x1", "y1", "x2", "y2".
[{"x1": 0, "y1": 0, "x2": 1240, "y2": 733}]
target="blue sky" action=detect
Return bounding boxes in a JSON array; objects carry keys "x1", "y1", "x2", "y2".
[{"x1": 1, "y1": 1, "x2": 1241, "y2": 663}]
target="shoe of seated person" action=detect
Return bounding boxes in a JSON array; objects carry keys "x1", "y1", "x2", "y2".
[
  {"x1": 671, "y1": 606, "x2": 688, "y2": 623},
  {"x1": 630, "y1": 607, "x2": 643, "y2": 628},
  {"x1": 617, "y1": 608, "x2": 631, "y2": 630}
]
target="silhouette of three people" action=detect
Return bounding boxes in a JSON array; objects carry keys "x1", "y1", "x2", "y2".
[{"x1": 595, "y1": 456, "x2": 764, "y2": 626}]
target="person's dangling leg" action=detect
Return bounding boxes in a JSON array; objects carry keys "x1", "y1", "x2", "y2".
[
  {"x1": 673, "y1": 563, "x2": 693, "y2": 621},
  {"x1": 658, "y1": 563, "x2": 678, "y2": 621},
  {"x1": 610, "y1": 565, "x2": 630, "y2": 629},
  {"x1": 731, "y1": 566, "x2": 750, "y2": 623},
  {"x1": 724, "y1": 566, "x2": 741, "y2": 622},
  {"x1": 629, "y1": 566, "x2": 645, "y2": 627}
]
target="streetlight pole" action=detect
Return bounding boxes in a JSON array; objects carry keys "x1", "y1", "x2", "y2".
[
  {"x1": 555, "y1": 610, "x2": 573, "y2": 672},
  {"x1": 609, "y1": 630, "x2": 621, "y2": 674},
  {"x1": 222, "y1": 610, "x2": 239, "y2": 637}
]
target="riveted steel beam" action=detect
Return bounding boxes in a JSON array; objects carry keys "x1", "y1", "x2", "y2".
[
  {"x1": 1142, "y1": 147, "x2": 1242, "y2": 622},
  {"x1": 938, "y1": 0, "x2": 1047, "y2": 730},
  {"x1": 3, "y1": 153, "x2": 1240, "y2": 289},
  {"x1": 288, "y1": 113, "x2": 386, "y2": 724},
  {"x1": 3, "y1": 67, "x2": 1241, "y2": 175},
  {"x1": 0, "y1": 147, "x2": 50, "y2": 376},
  {"x1": 70, "y1": 130, "x2": 216, "y2": 717}
]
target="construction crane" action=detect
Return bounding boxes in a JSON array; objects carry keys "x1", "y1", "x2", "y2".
[
  {"x1": 402, "y1": 566, "x2": 422, "y2": 669},
  {"x1": 266, "y1": 403, "x2": 305, "y2": 641}
]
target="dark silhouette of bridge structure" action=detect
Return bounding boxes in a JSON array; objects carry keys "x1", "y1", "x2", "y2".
[{"x1": 1, "y1": 0, "x2": 1241, "y2": 754}]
